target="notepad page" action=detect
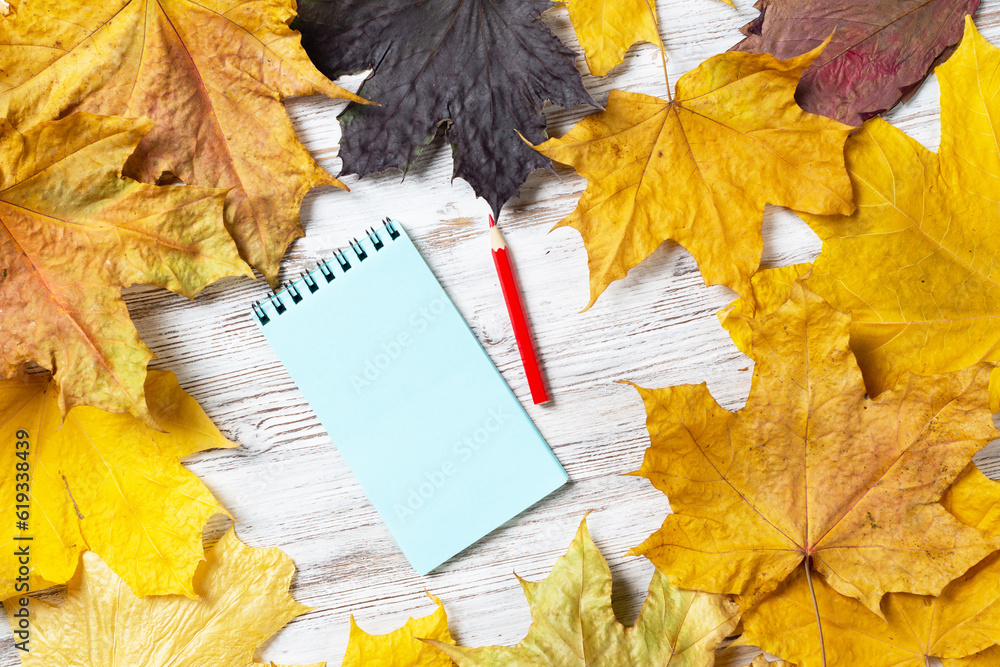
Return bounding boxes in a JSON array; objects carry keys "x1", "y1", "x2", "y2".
[{"x1": 253, "y1": 222, "x2": 567, "y2": 574}]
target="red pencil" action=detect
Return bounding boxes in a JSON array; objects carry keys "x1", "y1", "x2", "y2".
[{"x1": 489, "y1": 215, "x2": 549, "y2": 404}]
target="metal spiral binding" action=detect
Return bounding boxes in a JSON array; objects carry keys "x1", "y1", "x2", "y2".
[
  {"x1": 317, "y1": 259, "x2": 335, "y2": 283},
  {"x1": 286, "y1": 282, "x2": 302, "y2": 304},
  {"x1": 349, "y1": 238, "x2": 367, "y2": 262},
  {"x1": 251, "y1": 219, "x2": 400, "y2": 326}
]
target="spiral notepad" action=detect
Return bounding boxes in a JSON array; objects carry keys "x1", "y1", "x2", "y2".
[{"x1": 251, "y1": 220, "x2": 567, "y2": 574}]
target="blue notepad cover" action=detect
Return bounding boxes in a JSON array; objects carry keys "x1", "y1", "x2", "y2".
[{"x1": 252, "y1": 221, "x2": 567, "y2": 574}]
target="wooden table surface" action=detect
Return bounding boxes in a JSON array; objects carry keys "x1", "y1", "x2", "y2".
[{"x1": 6, "y1": 2, "x2": 1000, "y2": 665}]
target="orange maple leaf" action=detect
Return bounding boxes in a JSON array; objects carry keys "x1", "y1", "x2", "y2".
[
  {"x1": 0, "y1": 0, "x2": 366, "y2": 286},
  {"x1": 0, "y1": 113, "x2": 250, "y2": 421},
  {"x1": 629, "y1": 282, "x2": 1000, "y2": 614}
]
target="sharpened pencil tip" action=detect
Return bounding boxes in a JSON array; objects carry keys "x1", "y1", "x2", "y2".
[{"x1": 488, "y1": 214, "x2": 496, "y2": 228}]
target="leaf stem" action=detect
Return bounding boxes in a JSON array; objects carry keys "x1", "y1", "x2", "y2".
[
  {"x1": 805, "y1": 557, "x2": 827, "y2": 667},
  {"x1": 640, "y1": 0, "x2": 671, "y2": 99}
]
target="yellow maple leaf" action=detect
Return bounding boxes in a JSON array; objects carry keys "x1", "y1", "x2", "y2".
[
  {"x1": 0, "y1": 0, "x2": 366, "y2": 286},
  {"x1": 342, "y1": 593, "x2": 454, "y2": 667},
  {"x1": 0, "y1": 369, "x2": 235, "y2": 599},
  {"x1": 739, "y1": 559, "x2": 1000, "y2": 667},
  {"x1": 792, "y1": 18, "x2": 1000, "y2": 403},
  {"x1": 560, "y1": 0, "x2": 665, "y2": 77},
  {"x1": 942, "y1": 466, "x2": 1000, "y2": 667},
  {"x1": 738, "y1": 463, "x2": 1000, "y2": 666},
  {"x1": 943, "y1": 464, "x2": 1000, "y2": 536},
  {"x1": 533, "y1": 42, "x2": 853, "y2": 309},
  {"x1": 0, "y1": 112, "x2": 252, "y2": 422},
  {"x1": 717, "y1": 262, "x2": 812, "y2": 356},
  {"x1": 429, "y1": 515, "x2": 741, "y2": 666},
  {"x1": 4, "y1": 528, "x2": 321, "y2": 667},
  {"x1": 744, "y1": 658, "x2": 792, "y2": 667},
  {"x1": 629, "y1": 282, "x2": 1000, "y2": 614},
  {"x1": 947, "y1": 646, "x2": 1000, "y2": 666},
  {"x1": 723, "y1": 266, "x2": 1000, "y2": 414}
]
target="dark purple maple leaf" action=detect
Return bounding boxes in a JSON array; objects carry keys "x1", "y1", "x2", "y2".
[
  {"x1": 292, "y1": 0, "x2": 598, "y2": 217},
  {"x1": 731, "y1": 0, "x2": 979, "y2": 126}
]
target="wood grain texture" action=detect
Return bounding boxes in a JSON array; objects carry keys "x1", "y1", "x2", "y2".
[{"x1": 3, "y1": 1, "x2": 1000, "y2": 665}]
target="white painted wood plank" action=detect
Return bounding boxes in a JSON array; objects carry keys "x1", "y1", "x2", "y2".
[{"x1": 2, "y1": 0, "x2": 999, "y2": 665}]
